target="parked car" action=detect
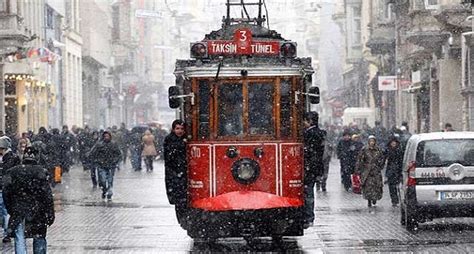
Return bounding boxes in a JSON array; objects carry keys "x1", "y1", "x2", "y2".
[{"x1": 400, "y1": 132, "x2": 474, "y2": 231}]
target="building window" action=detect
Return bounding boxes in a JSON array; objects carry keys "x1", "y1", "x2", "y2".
[
  {"x1": 112, "y1": 4, "x2": 120, "y2": 41},
  {"x1": 46, "y1": 6, "x2": 54, "y2": 29},
  {"x1": 351, "y1": 6, "x2": 362, "y2": 46},
  {"x1": 424, "y1": 0, "x2": 439, "y2": 10},
  {"x1": 384, "y1": 2, "x2": 394, "y2": 21},
  {"x1": 0, "y1": 1, "x2": 9, "y2": 13}
]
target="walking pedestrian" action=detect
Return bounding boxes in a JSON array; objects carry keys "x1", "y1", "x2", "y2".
[
  {"x1": 87, "y1": 131, "x2": 100, "y2": 188},
  {"x1": 316, "y1": 138, "x2": 333, "y2": 192},
  {"x1": 355, "y1": 135, "x2": 385, "y2": 207},
  {"x1": 142, "y1": 129, "x2": 157, "y2": 172},
  {"x1": 302, "y1": 112, "x2": 326, "y2": 228},
  {"x1": 129, "y1": 129, "x2": 143, "y2": 171},
  {"x1": 337, "y1": 131, "x2": 353, "y2": 191},
  {"x1": 89, "y1": 131, "x2": 122, "y2": 200},
  {"x1": 384, "y1": 136, "x2": 404, "y2": 206},
  {"x1": 3, "y1": 147, "x2": 55, "y2": 254},
  {"x1": 61, "y1": 125, "x2": 76, "y2": 172},
  {"x1": 116, "y1": 123, "x2": 130, "y2": 164},
  {"x1": 0, "y1": 136, "x2": 21, "y2": 243},
  {"x1": 164, "y1": 120, "x2": 188, "y2": 229}
]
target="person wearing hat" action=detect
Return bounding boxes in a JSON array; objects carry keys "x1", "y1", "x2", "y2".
[
  {"x1": 0, "y1": 136, "x2": 20, "y2": 243},
  {"x1": 355, "y1": 135, "x2": 385, "y2": 207},
  {"x1": 2, "y1": 146, "x2": 54, "y2": 253},
  {"x1": 89, "y1": 131, "x2": 122, "y2": 200}
]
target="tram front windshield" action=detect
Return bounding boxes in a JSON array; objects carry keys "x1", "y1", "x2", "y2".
[{"x1": 218, "y1": 82, "x2": 274, "y2": 137}]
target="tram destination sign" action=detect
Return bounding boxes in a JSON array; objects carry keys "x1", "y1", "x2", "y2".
[{"x1": 207, "y1": 28, "x2": 281, "y2": 56}]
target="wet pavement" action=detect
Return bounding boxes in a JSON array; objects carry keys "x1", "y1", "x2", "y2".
[{"x1": 0, "y1": 159, "x2": 473, "y2": 253}]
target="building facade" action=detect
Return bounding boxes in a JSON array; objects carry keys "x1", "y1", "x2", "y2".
[
  {"x1": 63, "y1": 0, "x2": 83, "y2": 127},
  {"x1": 80, "y1": 0, "x2": 113, "y2": 129}
]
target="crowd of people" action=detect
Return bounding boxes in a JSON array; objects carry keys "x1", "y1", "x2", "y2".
[
  {"x1": 302, "y1": 116, "x2": 427, "y2": 227},
  {"x1": 0, "y1": 123, "x2": 169, "y2": 253}
]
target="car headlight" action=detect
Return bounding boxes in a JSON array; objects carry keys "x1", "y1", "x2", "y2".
[{"x1": 232, "y1": 158, "x2": 260, "y2": 185}]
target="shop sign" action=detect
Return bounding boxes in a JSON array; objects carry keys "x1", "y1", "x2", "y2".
[{"x1": 378, "y1": 76, "x2": 398, "y2": 91}]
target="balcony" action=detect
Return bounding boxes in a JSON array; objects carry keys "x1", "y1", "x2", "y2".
[
  {"x1": 367, "y1": 23, "x2": 395, "y2": 55},
  {"x1": 433, "y1": 4, "x2": 470, "y2": 31},
  {"x1": 0, "y1": 14, "x2": 28, "y2": 54},
  {"x1": 405, "y1": 9, "x2": 450, "y2": 49}
]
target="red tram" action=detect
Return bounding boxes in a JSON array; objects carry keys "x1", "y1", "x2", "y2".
[{"x1": 168, "y1": 1, "x2": 320, "y2": 240}]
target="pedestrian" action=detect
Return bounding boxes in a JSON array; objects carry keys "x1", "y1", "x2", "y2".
[
  {"x1": 87, "y1": 131, "x2": 100, "y2": 188},
  {"x1": 355, "y1": 135, "x2": 385, "y2": 207},
  {"x1": 164, "y1": 120, "x2": 188, "y2": 229},
  {"x1": 17, "y1": 133, "x2": 31, "y2": 160},
  {"x1": 2, "y1": 146, "x2": 55, "y2": 254},
  {"x1": 0, "y1": 136, "x2": 21, "y2": 243},
  {"x1": 302, "y1": 112, "x2": 326, "y2": 228},
  {"x1": 61, "y1": 125, "x2": 76, "y2": 172},
  {"x1": 399, "y1": 124, "x2": 411, "y2": 152},
  {"x1": 349, "y1": 134, "x2": 364, "y2": 174},
  {"x1": 89, "y1": 131, "x2": 122, "y2": 200},
  {"x1": 116, "y1": 123, "x2": 130, "y2": 164},
  {"x1": 444, "y1": 123, "x2": 455, "y2": 132},
  {"x1": 317, "y1": 138, "x2": 333, "y2": 192},
  {"x1": 129, "y1": 129, "x2": 143, "y2": 171},
  {"x1": 384, "y1": 136, "x2": 404, "y2": 206},
  {"x1": 337, "y1": 130, "x2": 353, "y2": 191},
  {"x1": 372, "y1": 121, "x2": 388, "y2": 149},
  {"x1": 142, "y1": 129, "x2": 157, "y2": 172}
]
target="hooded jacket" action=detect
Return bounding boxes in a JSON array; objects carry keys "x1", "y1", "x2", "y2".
[{"x1": 89, "y1": 131, "x2": 122, "y2": 169}]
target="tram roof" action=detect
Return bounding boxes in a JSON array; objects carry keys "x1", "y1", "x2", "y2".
[{"x1": 175, "y1": 57, "x2": 314, "y2": 78}]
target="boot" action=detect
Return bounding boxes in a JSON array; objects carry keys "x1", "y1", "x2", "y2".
[{"x1": 368, "y1": 200, "x2": 372, "y2": 207}]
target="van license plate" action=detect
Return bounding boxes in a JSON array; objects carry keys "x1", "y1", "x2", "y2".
[{"x1": 440, "y1": 191, "x2": 474, "y2": 200}]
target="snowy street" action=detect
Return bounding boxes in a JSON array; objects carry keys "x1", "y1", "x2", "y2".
[{"x1": 0, "y1": 159, "x2": 471, "y2": 253}]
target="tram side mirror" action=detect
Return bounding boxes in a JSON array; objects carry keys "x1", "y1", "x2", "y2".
[
  {"x1": 308, "y1": 87, "x2": 320, "y2": 104},
  {"x1": 168, "y1": 86, "x2": 181, "y2": 109}
]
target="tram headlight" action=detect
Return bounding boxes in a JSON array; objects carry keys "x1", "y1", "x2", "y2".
[
  {"x1": 191, "y1": 42, "x2": 208, "y2": 58},
  {"x1": 280, "y1": 42, "x2": 297, "y2": 58},
  {"x1": 232, "y1": 158, "x2": 260, "y2": 185}
]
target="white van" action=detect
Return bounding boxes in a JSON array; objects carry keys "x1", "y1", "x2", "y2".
[{"x1": 342, "y1": 107, "x2": 375, "y2": 126}]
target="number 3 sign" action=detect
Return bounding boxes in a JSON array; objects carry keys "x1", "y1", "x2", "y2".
[{"x1": 234, "y1": 28, "x2": 252, "y2": 55}]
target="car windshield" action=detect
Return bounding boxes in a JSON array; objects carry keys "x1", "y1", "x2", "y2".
[{"x1": 416, "y1": 139, "x2": 474, "y2": 167}]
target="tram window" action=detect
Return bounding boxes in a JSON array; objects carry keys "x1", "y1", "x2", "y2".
[
  {"x1": 249, "y1": 83, "x2": 274, "y2": 135},
  {"x1": 198, "y1": 80, "x2": 210, "y2": 139},
  {"x1": 218, "y1": 83, "x2": 243, "y2": 136},
  {"x1": 280, "y1": 79, "x2": 292, "y2": 137}
]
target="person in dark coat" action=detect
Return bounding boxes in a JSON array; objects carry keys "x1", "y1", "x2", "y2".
[
  {"x1": 3, "y1": 147, "x2": 55, "y2": 254},
  {"x1": 302, "y1": 112, "x2": 326, "y2": 228},
  {"x1": 337, "y1": 131, "x2": 353, "y2": 191},
  {"x1": 61, "y1": 125, "x2": 76, "y2": 172},
  {"x1": 89, "y1": 131, "x2": 122, "y2": 200},
  {"x1": 356, "y1": 135, "x2": 385, "y2": 207},
  {"x1": 116, "y1": 123, "x2": 130, "y2": 164},
  {"x1": 164, "y1": 120, "x2": 188, "y2": 229},
  {"x1": 384, "y1": 136, "x2": 404, "y2": 206},
  {"x1": 0, "y1": 136, "x2": 21, "y2": 243},
  {"x1": 129, "y1": 129, "x2": 144, "y2": 171}
]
